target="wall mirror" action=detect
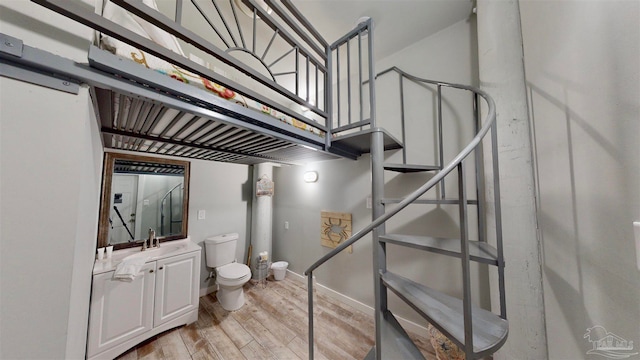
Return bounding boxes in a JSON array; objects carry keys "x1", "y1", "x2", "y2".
[{"x1": 98, "y1": 152, "x2": 190, "y2": 249}]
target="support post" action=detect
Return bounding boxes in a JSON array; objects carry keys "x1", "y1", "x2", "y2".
[
  {"x1": 476, "y1": 1, "x2": 546, "y2": 357},
  {"x1": 250, "y1": 163, "x2": 273, "y2": 279}
]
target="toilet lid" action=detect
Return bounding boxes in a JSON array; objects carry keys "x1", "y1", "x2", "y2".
[{"x1": 217, "y1": 263, "x2": 250, "y2": 280}]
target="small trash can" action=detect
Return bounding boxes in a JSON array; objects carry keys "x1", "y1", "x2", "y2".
[{"x1": 271, "y1": 261, "x2": 288, "y2": 281}]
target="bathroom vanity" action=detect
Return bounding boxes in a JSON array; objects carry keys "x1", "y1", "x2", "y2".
[{"x1": 87, "y1": 238, "x2": 201, "y2": 360}]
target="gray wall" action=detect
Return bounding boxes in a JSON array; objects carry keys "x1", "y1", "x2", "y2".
[
  {"x1": 520, "y1": 1, "x2": 640, "y2": 358},
  {"x1": 187, "y1": 159, "x2": 253, "y2": 293},
  {"x1": 273, "y1": 18, "x2": 486, "y2": 324}
]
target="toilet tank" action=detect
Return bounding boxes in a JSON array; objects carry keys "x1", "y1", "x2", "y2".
[{"x1": 204, "y1": 233, "x2": 239, "y2": 268}]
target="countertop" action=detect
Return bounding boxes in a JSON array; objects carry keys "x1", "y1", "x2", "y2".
[{"x1": 93, "y1": 237, "x2": 201, "y2": 275}]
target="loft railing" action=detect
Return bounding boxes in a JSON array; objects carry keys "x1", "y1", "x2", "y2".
[
  {"x1": 304, "y1": 74, "x2": 504, "y2": 359},
  {"x1": 328, "y1": 18, "x2": 376, "y2": 143},
  {"x1": 32, "y1": 0, "x2": 330, "y2": 133},
  {"x1": 325, "y1": 19, "x2": 376, "y2": 153}
]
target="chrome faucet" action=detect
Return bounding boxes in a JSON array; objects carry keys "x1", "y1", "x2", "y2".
[{"x1": 142, "y1": 228, "x2": 156, "y2": 251}]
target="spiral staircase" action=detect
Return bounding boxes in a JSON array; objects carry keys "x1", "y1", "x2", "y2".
[{"x1": 305, "y1": 20, "x2": 508, "y2": 360}]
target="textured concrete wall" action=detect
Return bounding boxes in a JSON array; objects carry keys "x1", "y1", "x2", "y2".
[{"x1": 476, "y1": 0, "x2": 548, "y2": 358}]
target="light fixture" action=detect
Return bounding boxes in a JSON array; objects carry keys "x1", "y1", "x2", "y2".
[{"x1": 303, "y1": 171, "x2": 318, "y2": 183}]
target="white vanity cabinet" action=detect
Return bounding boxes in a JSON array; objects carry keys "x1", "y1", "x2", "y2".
[
  {"x1": 87, "y1": 262, "x2": 156, "y2": 357},
  {"x1": 154, "y1": 251, "x2": 200, "y2": 326},
  {"x1": 87, "y1": 241, "x2": 201, "y2": 360}
]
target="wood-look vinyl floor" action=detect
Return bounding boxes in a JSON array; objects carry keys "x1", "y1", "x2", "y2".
[{"x1": 116, "y1": 276, "x2": 436, "y2": 360}]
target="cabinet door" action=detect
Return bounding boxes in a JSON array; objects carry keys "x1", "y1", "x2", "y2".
[
  {"x1": 87, "y1": 262, "x2": 156, "y2": 357},
  {"x1": 154, "y1": 250, "x2": 200, "y2": 326}
]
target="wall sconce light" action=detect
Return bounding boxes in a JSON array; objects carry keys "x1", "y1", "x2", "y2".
[{"x1": 303, "y1": 171, "x2": 318, "y2": 183}]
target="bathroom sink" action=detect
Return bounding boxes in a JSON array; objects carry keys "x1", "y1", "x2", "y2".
[
  {"x1": 124, "y1": 243, "x2": 189, "y2": 261},
  {"x1": 118, "y1": 239, "x2": 194, "y2": 263},
  {"x1": 147, "y1": 243, "x2": 189, "y2": 259}
]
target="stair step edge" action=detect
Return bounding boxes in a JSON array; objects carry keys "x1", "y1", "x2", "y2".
[
  {"x1": 379, "y1": 234, "x2": 499, "y2": 265},
  {"x1": 380, "y1": 271, "x2": 508, "y2": 358},
  {"x1": 381, "y1": 198, "x2": 479, "y2": 205},
  {"x1": 383, "y1": 163, "x2": 441, "y2": 173}
]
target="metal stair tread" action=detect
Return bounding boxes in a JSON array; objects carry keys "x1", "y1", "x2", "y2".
[
  {"x1": 330, "y1": 128, "x2": 403, "y2": 157},
  {"x1": 383, "y1": 163, "x2": 441, "y2": 173},
  {"x1": 363, "y1": 310, "x2": 425, "y2": 360},
  {"x1": 380, "y1": 234, "x2": 499, "y2": 265},
  {"x1": 380, "y1": 271, "x2": 509, "y2": 358},
  {"x1": 381, "y1": 198, "x2": 479, "y2": 205}
]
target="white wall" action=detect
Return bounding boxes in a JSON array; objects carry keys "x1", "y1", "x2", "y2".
[
  {"x1": 0, "y1": 81, "x2": 103, "y2": 359},
  {"x1": 0, "y1": 1, "x2": 102, "y2": 359},
  {"x1": 273, "y1": 18, "x2": 486, "y2": 324},
  {"x1": 520, "y1": 1, "x2": 640, "y2": 358}
]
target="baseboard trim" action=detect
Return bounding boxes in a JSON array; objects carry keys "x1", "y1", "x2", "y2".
[
  {"x1": 200, "y1": 285, "x2": 217, "y2": 297},
  {"x1": 284, "y1": 269, "x2": 428, "y2": 335}
]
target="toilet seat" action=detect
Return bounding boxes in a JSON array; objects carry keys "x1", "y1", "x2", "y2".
[{"x1": 216, "y1": 263, "x2": 251, "y2": 285}]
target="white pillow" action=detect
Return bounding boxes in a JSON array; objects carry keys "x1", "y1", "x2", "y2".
[{"x1": 101, "y1": 0, "x2": 185, "y2": 57}]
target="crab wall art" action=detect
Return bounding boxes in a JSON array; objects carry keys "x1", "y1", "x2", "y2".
[{"x1": 320, "y1": 211, "x2": 353, "y2": 254}]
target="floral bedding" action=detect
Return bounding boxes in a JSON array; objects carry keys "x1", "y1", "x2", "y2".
[{"x1": 101, "y1": 0, "x2": 324, "y2": 138}]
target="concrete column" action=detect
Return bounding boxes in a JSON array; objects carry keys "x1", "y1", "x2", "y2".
[
  {"x1": 476, "y1": 1, "x2": 547, "y2": 358},
  {"x1": 251, "y1": 163, "x2": 273, "y2": 278}
]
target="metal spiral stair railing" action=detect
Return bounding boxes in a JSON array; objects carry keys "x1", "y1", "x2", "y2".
[{"x1": 304, "y1": 71, "x2": 507, "y2": 359}]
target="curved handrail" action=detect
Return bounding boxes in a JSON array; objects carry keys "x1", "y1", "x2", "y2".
[
  {"x1": 305, "y1": 77, "x2": 496, "y2": 275},
  {"x1": 367, "y1": 66, "x2": 483, "y2": 92}
]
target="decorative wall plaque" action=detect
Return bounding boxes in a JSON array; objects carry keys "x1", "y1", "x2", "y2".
[
  {"x1": 256, "y1": 174, "x2": 274, "y2": 197},
  {"x1": 321, "y1": 211, "x2": 352, "y2": 254}
]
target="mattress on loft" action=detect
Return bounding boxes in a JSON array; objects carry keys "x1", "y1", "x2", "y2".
[{"x1": 100, "y1": 0, "x2": 324, "y2": 138}]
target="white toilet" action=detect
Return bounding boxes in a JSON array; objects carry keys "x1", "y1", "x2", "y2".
[{"x1": 204, "y1": 233, "x2": 252, "y2": 311}]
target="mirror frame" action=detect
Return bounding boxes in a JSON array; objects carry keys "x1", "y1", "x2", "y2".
[{"x1": 98, "y1": 152, "x2": 191, "y2": 250}]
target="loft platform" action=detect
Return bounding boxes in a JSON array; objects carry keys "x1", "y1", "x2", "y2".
[{"x1": 7, "y1": 0, "x2": 384, "y2": 166}]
